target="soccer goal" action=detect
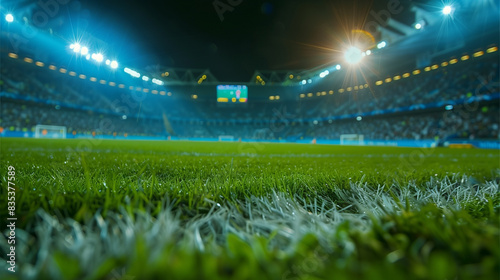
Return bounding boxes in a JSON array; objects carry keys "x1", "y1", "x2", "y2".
[
  {"x1": 340, "y1": 134, "x2": 364, "y2": 145},
  {"x1": 34, "y1": 125, "x2": 67, "y2": 139},
  {"x1": 218, "y1": 135, "x2": 235, "y2": 142}
]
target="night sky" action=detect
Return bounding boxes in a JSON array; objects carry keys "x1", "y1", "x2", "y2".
[{"x1": 78, "y1": 0, "x2": 419, "y2": 82}]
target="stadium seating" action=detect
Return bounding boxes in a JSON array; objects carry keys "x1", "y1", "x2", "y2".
[{"x1": 0, "y1": 53, "x2": 498, "y2": 141}]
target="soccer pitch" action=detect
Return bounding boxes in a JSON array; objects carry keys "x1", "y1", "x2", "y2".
[{"x1": 1, "y1": 138, "x2": 499, "y2": 279}]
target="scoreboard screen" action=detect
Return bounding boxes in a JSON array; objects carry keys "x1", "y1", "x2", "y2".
[{"x1": 217, "y1": 85, "x2": 248, "y2": 103}]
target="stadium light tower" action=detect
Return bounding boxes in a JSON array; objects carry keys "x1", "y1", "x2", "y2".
[
  {"x1": 5, "y1": 14, "x2": 14, "y2": 23},
  {"x1": 344, "y1": 47, "x2": 363, "y2": 64}
]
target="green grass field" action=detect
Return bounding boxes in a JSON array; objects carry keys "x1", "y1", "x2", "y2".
[{"x1": 1, "y1": 138, "x2": 499, "y2": 280}]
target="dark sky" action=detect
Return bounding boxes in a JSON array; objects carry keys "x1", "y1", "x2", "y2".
[{"x1": 77, "y1": 0, "x2": 418, "y2": 82}]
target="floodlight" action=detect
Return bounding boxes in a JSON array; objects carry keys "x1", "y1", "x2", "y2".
[
  {"x1": 344, "y1": 47, "x2": 363, "y2": 64},
  {"x1": 81, "y1": 46, "x2": 89, "y2": 55},
  {"x1": 142, "y1": 76, "x2": 149, "y2": 81},
  {"x1": 356, "y1": 116, "x2": 362, "y2": 121},
  {"x1": 442, "y1": 5, "x2": 452, "y2": 15},
  {"x1": 415, "y1": 23, "x2": 422, "y2": 29},
  {"x1": 307, "y1": 79, "x2": 312, "y2": 84},
  {"x1": 377, "y1": 41, "x2": 387, "y2": 49},
  {"x1": 124, "y1": 68, "x2": 141, "y2": 78},
  {"x1": 301, "y1": 80, "x2": 307, "y2": 85},
  {"x1": 335, "y1": 64, "x2": 341, "y2": 70},
  {"x1": 365, "y1": 50, "x2": 371, "y2": 56},
  {"x1": 110, "y1": 60, "x2": 118, "y2": 69},
  {"x1": 5, "y1": 14, "x2": 14, "y2": 23},
  {"x1": 152, "y1": 78, "x2": 164, "y2": 85},
  {"x1": 319, "y1": 70, "x2": 329, "y2": 78},
  {"x1": 105, "y1": 59, "x2": 110, "y2": 65},
  {"x1": 85, "y1": 54, "x2": 90, "y2": 60},
  {"x1": 92, "y1": 53, "x2": 104, "y2": 63},
  {"x1": 70, "y1": 44, "x2": 75, "y2": 49}
]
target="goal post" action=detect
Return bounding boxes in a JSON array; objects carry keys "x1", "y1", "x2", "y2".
[
  {"x1": 218, "y1": 135, "x2": 235, "y2": 142},
  {"x1": 34, "y1": 125, "x2": 67, "y2": 139},
  {"x1": 340, "y1": 134, "x2": 364, "y2": 145}
]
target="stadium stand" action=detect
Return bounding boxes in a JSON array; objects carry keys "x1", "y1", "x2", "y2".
[{"x1": 0, "y1": 50, "x2": 498, "y2": 143}]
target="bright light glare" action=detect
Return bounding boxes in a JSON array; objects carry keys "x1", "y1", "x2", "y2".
[
  {"x1": 301, "y1": 80, "x2": 307, "y2": 85},
  {"x1": 319, "y1": 70, "x2": 329, "y2": 78},
  {"x1": 377, "y1": 41, "x2": 387, "y2": 49},
  {"x1": 110, "y1": 60, "x2": 118, "y2": 69},
  {"x1": 92, "y1": 53, "x2": 104, "y2": 63},
  {"x1": 142, "y1": 76, "x2": 149, "y2": 81},
  {"x1": 344, "y1": 47, "x2": 363, "y2": 64},
  {"x1": 73, "y1": 43, "x2": 81, "y2": 53},
  {"x1": 335, "y1": 64, "x2": 342, "y2": 70},
  {"x1": 80, "y1": 46, "x2": 89, "y2": 55},
  {"x1": 5, "y1": 14, "x2": 14, "y2": 23},
  {"x1": 442, "y1": 5, "x2": 452, "y2": 15},
  {"x1": 124, "y1": 67, "x2": 141, "y2": 78},
  {"x1": 415, "y1": 23, "x2": 422, "y2": 29}
]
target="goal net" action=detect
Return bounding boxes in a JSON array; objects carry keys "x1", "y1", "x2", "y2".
[
  {"x1": 34, "y1": 125, "x2": 67, "y2": 139},
  {"x1": 218, "y1": 135, "x2": 235, "y2": 142},
  {"x1": 340, "y1": 134, "x2": 364, "y2": 145}
]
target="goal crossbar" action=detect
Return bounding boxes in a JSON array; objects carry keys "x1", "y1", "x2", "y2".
[
  {"x1": 340, "y1": 134, "x2": 364, "y2": 145},
  {"x1": 34, "y1": 124, "x2": 67, "y2": 139}
]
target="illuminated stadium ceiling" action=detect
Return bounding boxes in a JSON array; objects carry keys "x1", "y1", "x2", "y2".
[{"x1": 1, "y1": 0, "x2": 498, "y2": 83}]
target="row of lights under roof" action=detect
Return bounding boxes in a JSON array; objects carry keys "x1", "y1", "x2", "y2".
[
  {"x1": 300, "y1": 45, "x2": 498, "y2": 98},
  {"x1": 7, "y1": 52, "x2": 173, "y2": 96},
  {"x1": 300, "y1": 85, "x2": 369, "y2": 99},
  {"x1": 3, "y1": 14, "x2": 166, "y2": 88},
  {"x1": 68, "y1": 43, "x2": 165, "y2": 86},
  {"x1": 66, "y1": 42, "x2": 165, "y2": 87},
  {"x1": 373, "y1": 46, "x2": 498, "y2": 87},
  {"x1": 69, "y1": 43, "x2": 118, "y2": 69},
  {"x1": 301, "y1": 65, "x2": 342, "y2": 85}
]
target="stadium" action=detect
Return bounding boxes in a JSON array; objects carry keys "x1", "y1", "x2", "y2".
[{"x1": 0, "y1": 0, "x2": 499, "y2": 279}]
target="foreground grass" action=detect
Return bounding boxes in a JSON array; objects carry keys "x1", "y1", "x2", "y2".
[{"x1": 0, "y1": 138, "x2": 499, "y2": 279}]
